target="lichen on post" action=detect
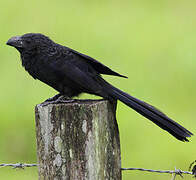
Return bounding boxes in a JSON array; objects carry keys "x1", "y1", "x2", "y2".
[{"x1": 35, "y1": 99, "x2": 121, "y2": 180}]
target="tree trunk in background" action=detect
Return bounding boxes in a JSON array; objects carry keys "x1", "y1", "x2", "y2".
[{"x1": 35, "y1": 99, "x2": 121, "y2": 180}]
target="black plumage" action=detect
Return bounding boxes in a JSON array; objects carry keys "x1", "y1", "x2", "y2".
[{"x1": 7, "y1": 33, "x2": 193, "y2": 141}]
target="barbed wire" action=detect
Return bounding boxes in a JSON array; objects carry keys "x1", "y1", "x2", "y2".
[
  {"x1": 0, "y1": 163, "x2": 37, "y2": 169},
  {"x1": 121, "y1": 167, "x2": 193, "y2": 179},
  {"x1": 121, "y1": 167, "x2": 192, "y2": 175},
  {"x1": 0, "y1": 162, "x2": 195, "y2": 179}
]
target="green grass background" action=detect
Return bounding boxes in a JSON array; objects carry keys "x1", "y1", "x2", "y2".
[{"x1": 0, "y1": 0, "x2": 196, "y2": 179}]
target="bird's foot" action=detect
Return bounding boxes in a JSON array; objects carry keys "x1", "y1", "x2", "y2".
[
  {"x1": 44, "y1": 94, "x2": 62, "y2": 102},
  {"x1": 41, "y1": 94, "x2": 75, "y2": 106},
  {"x1": 44, "y1": 94, "x2": 63, "y2": 102}
]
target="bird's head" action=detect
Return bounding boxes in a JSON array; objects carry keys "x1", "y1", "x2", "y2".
[{"x1": 6, "y1": 33, "x2": 53, "y2": 53}]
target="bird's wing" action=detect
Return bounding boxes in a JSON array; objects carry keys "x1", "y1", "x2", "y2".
[
  {"x1": 49, "y1": 59, "x2": 106, "y2": 95},
  {"x1": 69, "y1": 48, "x2": 128, "y2": 78}
]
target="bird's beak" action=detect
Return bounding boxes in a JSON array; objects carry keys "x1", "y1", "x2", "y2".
[{"x1": 6, "y1": 36, "x2": 23, "y2": 48}]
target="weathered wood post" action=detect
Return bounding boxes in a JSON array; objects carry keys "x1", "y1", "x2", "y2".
[{"x1": 35, "y1": 99, "x2": 121, "y2": 180}]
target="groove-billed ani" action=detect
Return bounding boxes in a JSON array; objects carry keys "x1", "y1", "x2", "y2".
[{"x1": 7, "y1": 33, "x2": 193, "y2": 141}]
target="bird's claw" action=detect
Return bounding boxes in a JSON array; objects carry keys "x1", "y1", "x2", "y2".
[{"x1": 41, "y1": 94, "x2": 75, "y2": 106}]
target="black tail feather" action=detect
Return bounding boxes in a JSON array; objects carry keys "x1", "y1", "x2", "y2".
[{"x1": 108, "y1": 85, "x2": 193, "y2": 141}]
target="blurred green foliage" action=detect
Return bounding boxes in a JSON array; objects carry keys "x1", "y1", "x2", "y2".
[{"x1": 0, "y1": 0, "x2": 196, "y2": 179}]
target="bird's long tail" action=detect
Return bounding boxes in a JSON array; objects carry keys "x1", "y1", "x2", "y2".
[{"x1": 106, "y1": 85, "x2": 193, "y2": 141}]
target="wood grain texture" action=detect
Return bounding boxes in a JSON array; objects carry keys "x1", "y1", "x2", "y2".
[{"x1": 35, "y1": 99, "x2": 121, "y2": 180}]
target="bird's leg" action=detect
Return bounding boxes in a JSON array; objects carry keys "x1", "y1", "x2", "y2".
[
  {"x1": 41, "y1": 94, "x2": 75, "y2": 106},
  {"x1": 44, "y1": 93, "x2": 62, "y2": 102}
]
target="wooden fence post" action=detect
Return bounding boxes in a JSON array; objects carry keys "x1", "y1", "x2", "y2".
[{"x1": 35, "y1": 99, "x2": 121, "y2": 180}]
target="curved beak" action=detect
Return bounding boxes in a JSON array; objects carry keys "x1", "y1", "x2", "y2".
[{"x1": 7, "y1": 36, "x2": 23, "y2": 48}]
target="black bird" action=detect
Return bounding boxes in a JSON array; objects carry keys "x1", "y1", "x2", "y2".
[{"x1": 7, "y1": 33, "x2": 193, "y2": 141}]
